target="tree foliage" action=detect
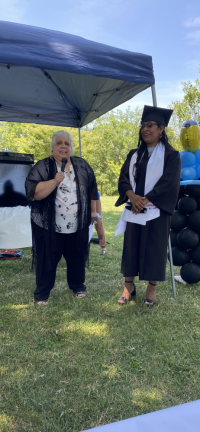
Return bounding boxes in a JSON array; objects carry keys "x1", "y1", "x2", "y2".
[
  {"x1": 81, "y1": 107, "x2": 142, "y2": 194},
  {"x1": 0, "y1": 108, "x2": 142, "y2": 195},
  {"x1": 169, "y1": 72, "x2": 200, "y2": 150},
  {"x1": 0, "y1": 72, "x2": 200, "y2": 195}
]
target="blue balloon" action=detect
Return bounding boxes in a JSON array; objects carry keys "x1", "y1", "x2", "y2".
[
  {"x1": 181, "y1": 167, "x2": 196, "y2": 180},
  {"x1": 179, "y1": 151, "x2": 185, "y2": 161},
  {"x1": 182, "y1": 120, "x2": 198, "y2": 127},
  {"x1": 195, "y1": 149, "x2": 200, "y2": 164},
  {"x1": 181, "y1": 152, "x2": 196, "y2": 167},
  {"x1": 196, "y1": 164, "x2": 200, "y2": 179}
]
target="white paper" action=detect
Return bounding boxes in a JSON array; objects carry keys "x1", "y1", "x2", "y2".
[
  {"x1": 0, "y1": 206, "x2": 32, "y2": 248},
  {"x1": 88, "y1": 224, "x2": 94, "y2": 243}
]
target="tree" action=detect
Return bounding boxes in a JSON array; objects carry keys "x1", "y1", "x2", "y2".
[
  {"x1": 0, "y1": 123, "x2": 79, "y2": 161},
  {"x1": 82, "y1": 107, "x2": 142, "y2": 195},
  {"x1": 169, "y1": 72, "x2": 200, "y2": 150}
]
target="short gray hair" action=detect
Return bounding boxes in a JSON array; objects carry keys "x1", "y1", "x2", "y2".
[{"x1": 50, "y1": 130, "x2": 74, "y2": 155}]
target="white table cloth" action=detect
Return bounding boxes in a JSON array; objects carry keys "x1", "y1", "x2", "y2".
[
  {"x1": 81, "y1": 400, "x2": 200, "y2": 432},
  {"x1": 0, "y1": 206, "x2": 32, "y2": 248}
]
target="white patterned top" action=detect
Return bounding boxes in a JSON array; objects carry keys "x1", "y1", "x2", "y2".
[{"x1": 55, "y1": 163, "x2": 78, "y2": 233}]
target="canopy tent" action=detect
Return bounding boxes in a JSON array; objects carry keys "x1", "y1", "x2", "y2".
[
  {"x1": 0, "y1": 21, "x2": 177, "y2": 297},
  {"x1": 0, "y1": 20, "x2": 155, "y2": 131}
]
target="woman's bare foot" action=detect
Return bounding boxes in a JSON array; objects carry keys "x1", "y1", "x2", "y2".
[
  {"x1": 145, "y1": 283, "x2": 156, "y2": 305},
  {"x1": 76, "y1": 292, "x2": 86, "y2": 298},
  {"x1": 118, "y1": 280, "x2": 135, "y2": 304},
  {"x1": 36, "y1": 300, "x2": 48, "y2": 305}
]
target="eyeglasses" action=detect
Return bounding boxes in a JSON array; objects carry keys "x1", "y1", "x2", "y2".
[{"x1": 140, "y1": 122, "x2": 158, "y2": 130}]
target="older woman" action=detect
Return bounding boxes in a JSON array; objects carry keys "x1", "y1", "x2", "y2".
[
  {"x1": 115, "y1": 106, "x2": 181, "y2": 306},
  {"x1": 25, "y1": 130, "x2": 98, "y2": 304}
]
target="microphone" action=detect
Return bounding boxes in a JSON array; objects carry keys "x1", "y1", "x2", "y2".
[{"x1": 61, "y1": 157, "x2": 68, "y2": 172}]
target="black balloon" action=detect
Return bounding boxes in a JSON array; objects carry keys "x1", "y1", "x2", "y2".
[
  {"x1": 184, "y1": 184, "x2": 200, "y2": 197},
  {"x1": 181, "y1": 263, "x2": 200, "y2": 284},
  {"x1": 168, "y1": 246, "x2": 190, "y2": 266},
  {"x1": 175, "y1": 185, "x2": 185, "y2": 209},
  {"x1": 170, "y1": 210, "x2": 187, "y2": 232},
  {"x1": 196, "y1": 196, "x2": 200, "y2": 209},
  {"x1": 177, "y1": 228, "x2": 199, "y2": 250},
  {"x1": 170, "y1": 230, "x2": 178, "y2": 247},
  {"x1": 191, "y1": 244, "x2": 200, "y2": 266},
  {"x1": 188, "y1": 210, "x2": 200, "y2": 234},
  {"x1": 178, "y1": 197, "x2": 197, "y2": 215}
]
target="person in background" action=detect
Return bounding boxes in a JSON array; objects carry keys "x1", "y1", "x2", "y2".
[
  {"x1": 0, "y1": 180, "x2": 28, "y2": 207},
  {"x1": 115, "y1": 106, "x2": 181, "y2": 306},
  {"x1": 25, "y1": 131, "x2": 98, "y2": 305}
]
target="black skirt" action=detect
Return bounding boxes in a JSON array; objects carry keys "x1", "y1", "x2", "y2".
[{"x1": 121, "y1": 212, "x2": 171, "y2": 281}]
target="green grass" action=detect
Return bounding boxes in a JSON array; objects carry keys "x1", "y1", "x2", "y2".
[{"x1": 1, "y1": 196, "x2": 200, "y2": 432}]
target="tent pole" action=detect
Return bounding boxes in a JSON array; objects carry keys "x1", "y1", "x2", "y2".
[
  {"x1": 168, "y1": 235, "x2": 176, "y2": 298},
  {"x1": 78, "y1": 127, "x2": 81, "y2": 157},
  {"x1": 151, "y1": 84, "x2": 176, "y2": 298},
  {"x1": 151, "y1": 85, "x2": 157, "y2": 107}
]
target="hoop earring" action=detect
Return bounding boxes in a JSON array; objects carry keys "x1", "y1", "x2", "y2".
[{"x1": 159, "y1": 133, "x2": 162, "y2": 139}]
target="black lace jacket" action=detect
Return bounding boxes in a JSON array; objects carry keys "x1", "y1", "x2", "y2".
[{"x1": 25, "y1": 156, "x2": 98, "y2": 272}]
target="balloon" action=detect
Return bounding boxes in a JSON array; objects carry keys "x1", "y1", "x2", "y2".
[
  {"x1": 181, "y1": 263, "x2": 200, "y2": 284},
  {"x1": 179, "y1": 151, "x2": 185, "y2": 161},
  {"x1": 184, "y1": 184, "x2": 200, "y2": 197},
  {"x1": 175, "y1": 185, "x2": 185, "y2": 209},
  {"x1": 177, "y1": 228, "x2": 199, "y2": 250},
  {"x1": 181, "y1": 167, "x2": 196, "y2": 180},
  {"x1": 195, "y1": 149, "x2": 200, "y2": 164},
  {"x1": 196, "y1": 165, "x2": 200, "y2": 179},
  {"x1": 187, "y1": 210, "x2": 200, "y2": 234},
  {"x1": 196, "y1": 196, "x2": 200, "y2": 209},
  {"x1": 168, "y1": 246, "x2": 190, "y2": 266},
  {"x1": 170, "y1": 210, "x2": 187, "y2": 231},
  {"x1": 170, "y1": 229, "x2": 178, "y2": 247},
  {"x1": 181, "y1": 152, "x2": 196, "y2": 167},
  {"x1": 180, "y1": 120, "x2": 200, "y2": 153},
  {"x1": 178, "y1": 197, "x2": 197, "y2": 215},
  {"x1": 191, "y1": 244, "x2": 200, "y2": 265},
  {"x1": 182, "y1": 120, "x2": 198, "y2": 126}
]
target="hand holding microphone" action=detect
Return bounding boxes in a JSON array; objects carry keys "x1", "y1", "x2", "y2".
[
  {"x1": 61, "y1": 157, "x2": 68, "y2": 172},
  {"x1": 54, "y1": 157, "x2": 68, "y2": 185}
]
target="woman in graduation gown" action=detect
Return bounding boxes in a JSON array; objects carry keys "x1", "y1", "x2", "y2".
[{"x1": 115, "y1": 106, "x2": 181, "y2": 305}]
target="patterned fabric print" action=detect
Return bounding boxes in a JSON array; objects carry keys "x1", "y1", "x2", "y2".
[
  {"x1": 25, "y1": 156, "x2": 98, "y2": 272},
  {"x1": 55, "y1": 163, "x2": 78, "y2": 233}
]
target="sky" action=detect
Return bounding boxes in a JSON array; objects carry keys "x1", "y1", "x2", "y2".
[{"x1": 0, "y1": 0, "x2": 200, "y2": 112}]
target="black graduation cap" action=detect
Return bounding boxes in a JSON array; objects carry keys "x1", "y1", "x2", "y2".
[{"x1": 141, "y1": 105, "x2": 173, "y2": 127}]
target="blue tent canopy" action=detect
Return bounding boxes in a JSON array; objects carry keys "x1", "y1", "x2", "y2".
[{"x1": 0, "y1": 21, "x2": 155, "y2": 128}]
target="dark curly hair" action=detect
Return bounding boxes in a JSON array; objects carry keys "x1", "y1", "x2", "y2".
[{"x1": 134, "y1": 125, "x2": 170, "y2": 183}]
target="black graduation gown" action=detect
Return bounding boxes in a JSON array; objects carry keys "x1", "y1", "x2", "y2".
[{"x1": 115, "y1": 144, "x2": 181, "y2": 281}]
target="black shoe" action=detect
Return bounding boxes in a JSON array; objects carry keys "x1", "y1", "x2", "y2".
[
  {"x1": 118, "y1": 283, "x2": 136, "y2": 305},
  {"x1": 144, "y1": 299, "x2": 156, "y2": 306}
]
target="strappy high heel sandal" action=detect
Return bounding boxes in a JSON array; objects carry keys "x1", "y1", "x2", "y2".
[
  {"x1": 118, "y1": 281, "x2": 136, "y2": 305},
  {"x1": 144, "y1": 282, "x2": 156, "y2": 306}
]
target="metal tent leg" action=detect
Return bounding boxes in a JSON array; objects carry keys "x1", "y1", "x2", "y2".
[
  {"x1": 151, "y1": 84, "x2": 157, "y2": 107},
  {"x1": 168, "y1": 235, "x2": 176, "y2": 298},
  {"x1": 151, "y1": 84, "x2": 176, "y2": 298},
  {"x1": 78, "y1": 127, "x2": 81, "y2": 157}
]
